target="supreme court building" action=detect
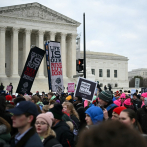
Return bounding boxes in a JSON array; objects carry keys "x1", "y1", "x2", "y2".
[{"x1": 0, "y1": 2, "x2": 80, "y2": 93}]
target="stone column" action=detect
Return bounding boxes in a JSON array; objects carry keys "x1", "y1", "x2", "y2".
[
  {"x1": 0, "y1": 27, "x2": 6, "y2": 77},
  {"x1": 71, "y1": 34, "x2": 77, "y2": 77},
  {"x1": 50, "y1": 31, "x2": 56, "y2": 41},
  {"x1": 38, "y1": 30, "x2": 45, "y2": 78},
  {"x1": 61, "y1": 33, "x2": 67, "y2": 77},
  {"x1": 23, "y1": 29, "x2": 31, "y2": 66},
  {"x1": 12, "y1": 27, "x2": 19, "y2": 77}
]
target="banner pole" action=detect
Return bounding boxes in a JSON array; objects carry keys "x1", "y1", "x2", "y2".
[{"x1": 83, "y1": 13, "x2": 86, "y2": 78}]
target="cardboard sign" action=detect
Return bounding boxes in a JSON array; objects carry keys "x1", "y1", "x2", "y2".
[
  {"x1": 6, "y1": 86, "x2": 12, "y2": 91},
  {"x1": 68, "y1": 83, "x2": 75, "y2": 93},
  {"x1": 74, "y1": 77, "x2": 97, "y2": 101}
]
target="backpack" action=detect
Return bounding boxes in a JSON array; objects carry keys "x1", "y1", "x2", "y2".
[{"x1": 106, "y1": 103, "x2": 117, "y2": 111}]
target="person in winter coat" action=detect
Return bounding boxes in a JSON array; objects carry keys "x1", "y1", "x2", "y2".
[
  {"x1": 62, "y1": 102, "x2": 80, "y2": 131},
  {"x1": 0, "y1": 117, "x2": 11, "y2": 144},
  {"x1": 132, "y1": 93, "x2": 142, "y2": 111},
  {"x1": 8, "y1": 101, "x2": 43, "y2": 147},
  {"x1": 137, "y1": 98, "x2": 147, "y2": 134},
  {"x1": 50, "y1": 104, "x2": 74, "y2": 147},
  {"x1": 98, "y1": 91, "x2": 118, "y2": 120},
  {"x1": 85, "y1": 106, "x2": 103, "y2": 127},
  {"x1": 35, "y1": 112, "x2": 62, "y2": 147},
  {"x1": 73, "y1": 96, "x2": 86, "y2": 129}
]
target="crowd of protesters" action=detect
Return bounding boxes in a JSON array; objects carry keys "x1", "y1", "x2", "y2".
[{"x1": 1, "y1": 86, "x2": 147, "y2": 147}]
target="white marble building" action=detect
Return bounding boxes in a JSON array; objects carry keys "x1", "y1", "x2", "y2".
[
  {"x1": 128, "y1": 68, "x2": 147, "y2": 81},
  {"x1": 80, "y1": 51, "x2": 129, "y2": 90},
  {"x1": 0, "y1": 2, "x2": 80, "y2": 93}
]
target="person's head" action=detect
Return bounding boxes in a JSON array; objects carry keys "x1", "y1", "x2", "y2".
[
  {"x1": 124, "y1": 98, "x2": 132, "y2": 108},
  {"x1": 23, "y1": 95, "x2": 31, "y2": 101},
  {"x1": 65, "y1": 95, "x2": 72, "y2": 102},
  {"x1": 31, "y1": 95, "x2": 39, "y2": 104},
  {"x1": 73, "y1": 96, "x2": 82, "y2": 105},
  {"x1": 141, "y1": 93, "x2": 147, "y2": 101},
  {"x1": 10, "y1": 83, "x2": 12, "y2": 85},
  {"x1": 49, "y1": 104, "x2": 63, "y2": 126},
  {"x1": 119, "y1": 93, "x2": 126, "y2": 103},
  {"x1": 48, "y1": 92, "x2": 54, "y2": 100},
  {"x1": 98, "y1": 91, "x2": 112, "y2": 107},
  {"x1": 133, "y1": 93, "x2": 138, "y2": 100},
  {"x1": 119, "y1": 109, "x2": 142, "y2": 132},
  {"x1": 77, "y1": 121, "x2": 147, "y2": 147},
  {"x1": 85, "y1": 106, "x2": 103, "y2": 125},
  {"x1": 62, "y1": 102, "x2": 79, "y2": 119},
  {"x1": 35, "y1": 112, "x2": 55, "y2": 138},
  {"x1": 14, "y1": 97, "x2": 26, "y2": 105},
  {"x1": 42, "y1": 105, "x2": 49, "y2": 113},
  {"x1": 112, "y1": 106, "x2": 126, "y2": 120},
  {"x1": 8, "y1": 101, "x2": 38, "y2": 129}
]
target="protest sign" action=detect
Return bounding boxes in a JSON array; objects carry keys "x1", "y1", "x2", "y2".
[
  {"x1": 68, "y1": 83, "x2": 75, "y2": 93},
  {"x1": 16, "y1": 46, "x2": 45, "y2": 94},
  {"x1": 74, "y1": 77, "x2": 97, "y2": 101}
]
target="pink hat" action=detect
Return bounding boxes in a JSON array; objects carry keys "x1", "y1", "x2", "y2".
[
  {"x1": 141, "y1": 93, "x2": 147, "y2": 98},
  {"x1": 37, "y1": 112, "x2": 54, "y2": 127},
  {"x1": 114, "y1": 100, "x2": 121, "y2": 107},
  {"x1": 124, "y1": 98, "x2": 131, "y2": 106},
  {"x1": 120, "y1": 93, "x2": 126, "y2": 99}
]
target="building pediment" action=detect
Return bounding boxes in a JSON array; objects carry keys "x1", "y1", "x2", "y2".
[{"x1": 0, "y1": 2, "x2": 80, "y2": 26}]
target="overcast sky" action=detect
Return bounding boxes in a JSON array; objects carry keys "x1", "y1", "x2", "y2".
[{"x1": 0, "y1": 0, "x2": 147, "y2": 71}]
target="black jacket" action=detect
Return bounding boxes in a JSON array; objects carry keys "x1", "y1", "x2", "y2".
[
  {"x1": 74, "y1": 103, "x2": 86, "y2": 129},
  {"x1": 11, "y1": 127, "x2": 43, "y2": 147},
  {"x1": 43, "y1": 135, "x2": 62, "y2": 147},
  {"x1": 132, "y1": 99, "x2": 142, "y2": 111},
  {"x1": 137, "y1": 106, "x2": 147, "y2": 134},
  {"x1": 70, "y1": 115, "x2": 80, "y2": 130},
  {"x1": 52, "y1": 121, "x2": 74, "y2": 147}
]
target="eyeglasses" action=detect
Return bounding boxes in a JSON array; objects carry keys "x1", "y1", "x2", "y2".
[{"x1": 35, "y1": 122, "x2": 48, "y2": 125}]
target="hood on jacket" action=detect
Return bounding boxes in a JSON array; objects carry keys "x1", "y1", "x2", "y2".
[{"x1": 85, "y1": 106, "x2": 103, "y2": 124}]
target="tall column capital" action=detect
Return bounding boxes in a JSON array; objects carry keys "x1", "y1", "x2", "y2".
[
  {"x1": 25, "y1": 29, "x2": 32, "y2": 35},
  {"x1": 50, "y1": 31, "x2": 56, "y2": 41},
  {"x1": 13, "y1": 27, "x2": 19, "y2": 33},
  {"x1": 38, "y1": 30, "x2": 45, "y2": 36},
  {"x1": 0, "y1": 26, "x2": 6, "y2": 32},
  {"x1": 61, "y1": 32, "x2": 67, "y2": 38}
]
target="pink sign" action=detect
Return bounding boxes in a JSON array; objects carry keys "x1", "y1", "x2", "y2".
[
  {"x1": 6, "y1": 86, "x2": 12, "y2": 91},
  {"x1": 68, "y1": 83, "x2": 75, "y2": 93}
]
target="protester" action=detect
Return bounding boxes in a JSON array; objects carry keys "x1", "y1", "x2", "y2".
[
  {"x1": 35, "y1": 112, "x2": 62, "y2": 147},
  {"x1": 8, "y1": 101, "x2": 43, "y2": 147},
  {"x1": 42, "y1": 105, "x2": 49, "y2": 113},
  {"x1": 48, "y1": 92, "x2": 54, "y2": 101},
  {"x1": 98, "y1": 90, "x2": 118, "y2": 119},
  {"x1": 13, "y1": 97, "x2": 26, "y2": 106},
  {"x1": 85, "y1": 106, "x2": 103, "y2": 127},
  {"x1": 111, "y1": 106, "x2": 126, "y2": 120},
  {"x1": 62, "y1": 102, "x2": 80, "y2": 130},
  {"x1": 77, "y1": 121, "x2": 147, "y2": 147},
  {"x1": 50, "y1": 104, "x2": 74, "y2": 147},
  {"x1": 73, "y1": 96, "x2": 86, "y2": 129},
  {"x1": 119, "y1": 109, "x2": 143, "y2": 133},
  {"x1": 132, "y1": 93, "x2": 142, "y2": 111},
  {"x1": 137, "y1": 98, "x2": 147, "y2": 134},
  {"x1": 23, "y1": 95, "x2": 31, "y2": 101},
  {"x1": 9, "y1": 83, "x2": 13, "y2": 95}
]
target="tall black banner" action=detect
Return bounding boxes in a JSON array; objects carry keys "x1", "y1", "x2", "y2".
[{"x1": 16, "y1": 47, "x2": 45, "y2": 94}]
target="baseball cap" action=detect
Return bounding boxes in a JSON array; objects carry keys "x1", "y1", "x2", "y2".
[{"x1": 8, "y1": 101, "x2": 38, "y2": 116}]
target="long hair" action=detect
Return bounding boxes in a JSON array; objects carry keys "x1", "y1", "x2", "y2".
[
  {"x1": 63, "y1": 102, "x2": 79, "y2": 120},
  {"x1": 44, "y1": 126, "x2": 56, "y2": 139},
  {"x1": 122, "y1": 109, "x2": 143, "y2": 133},
  {"x1": 0, "y1": 117, "x2": 11, "y2": 133}
]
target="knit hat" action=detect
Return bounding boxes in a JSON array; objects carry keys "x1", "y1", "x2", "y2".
[
  {"x1": 5, "y1": 95, "x2": 12, "y2": 101},
  {"x1": 141, "y1": 93, "x2": 147, "y2": 98},
  {"x1": 113, "y1": 106, "x2": 126, "y2": 115},
  {"x1": 124, "y1": 98, "x2": 131, "y2": 106},
  {"x1": 120, "y1": 93, "x2": 126, "y2": 99},
  {"x1": 66, "y1": 95, "x2": 72, "y2": 101},
  {"x1": 37, "y1": 112, "x2": 54, "y2": 127},
  {"x1": 144, "y1": 98, "x2": 147, "y2": 106},
  {"x1": 98, "y1": 91, "x2": 112, "y2": 103},
  {"x1": 49, "y1": 104, "x2": 63, "y2": 120},
  {"x1": 85, "y1": 106, "x2": 103, "y2": 124},
  {"x1": 114, "y1": 100, "x2": 121, "y2": 107}
]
